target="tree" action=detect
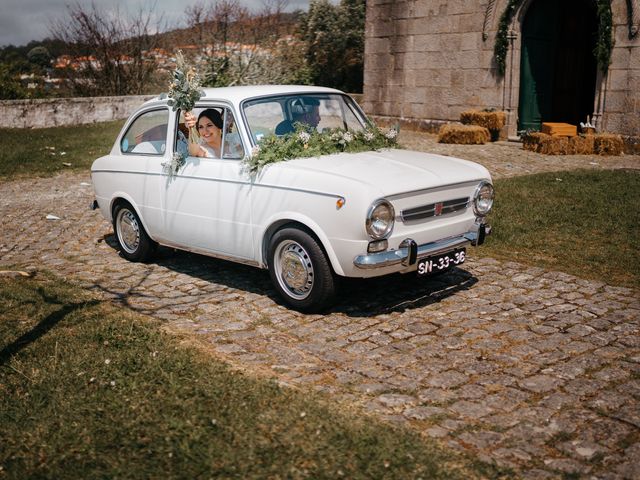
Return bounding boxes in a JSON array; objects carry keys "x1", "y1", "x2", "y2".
[
  {"x1": 300, "y1": 0, "x2": 365, "y2": 92},
  {"x1": 49, "y1": 3, "x2": 164, "y2": 96},
  {"x1": 27, "y1": 46, "x2": 52, "y2": 69},
  {"x1": 0, "y1": 64, "x2": 28, "y2": 99},
  {"x1": 182, "y1": 0, "x2": 308, "y2": 87}
]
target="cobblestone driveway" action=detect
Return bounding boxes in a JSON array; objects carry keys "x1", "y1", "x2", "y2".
[{"x1": 1, "y1": 138, "x2": 639, "y2": 479}]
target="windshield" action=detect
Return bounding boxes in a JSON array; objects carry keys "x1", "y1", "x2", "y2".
[{"x1": 243, "y1": 93, "x2": 368, "y2": 144}]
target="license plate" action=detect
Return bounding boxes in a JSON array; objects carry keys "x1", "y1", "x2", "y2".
[{"x1": 417, "y1": 249, "x2": 466, "y2": 276}]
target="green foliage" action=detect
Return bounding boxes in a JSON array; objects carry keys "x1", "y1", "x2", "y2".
[
  {"x1": 300, "y1": 0, "x2": 365, "y2": 92},
  {"x1": 166, "y1": 51, "x2": 204, "y2": 112},
  {"x1": 594, "y1": 0, "x2": 614, "y2": 72},
  {"x1": 26, "y1": 46, "x2": 51, "y2": 68},
  {"x1": 0, "y1": 64, "x2": 28, "y2": 100},
  {"x1": 203, "y1": 56, "x2": 231, "y2": 88},
  {"x1": 0, "y1": 273, "x2": 477, "y2": 479},
  {"x1": 246, "y1": 124, "x2": 398, "y2": 173},
  {"x1": 493, "y1": 0, "x2": 524, "y2": 76},
  {"x1": 494, "y1": 0, "x2": 613, "y2": 75}
]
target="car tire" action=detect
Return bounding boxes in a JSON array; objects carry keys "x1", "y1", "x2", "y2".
[
  {"x1": 112, "y1": 203, "x2": 155, "y2": 262},
  {"x1": 268, "y1": 227, "x2": 336, "y2": 312}
]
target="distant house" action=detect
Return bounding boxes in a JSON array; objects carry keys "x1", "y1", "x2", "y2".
[{"x1": 363, "y1": 0, "x2": 639, "y2": 137}]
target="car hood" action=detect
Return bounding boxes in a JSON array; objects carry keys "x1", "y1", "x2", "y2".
[{"x1": 264, "y1": 149, "x2": 491, "y2": 197}]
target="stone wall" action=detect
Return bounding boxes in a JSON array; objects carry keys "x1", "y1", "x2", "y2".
[
  {"x1": 364, "y1": 1, "x2": 498, "y2": 126},
  {"x1": 363, "y1": 0, "x2": 640, "y2": 136},
  {"x1": 605, "y1": 1, "x2": 640, "y2": 136},
  {"x1": 0, "y1": 95, "x2": 155, "y2": 129}
]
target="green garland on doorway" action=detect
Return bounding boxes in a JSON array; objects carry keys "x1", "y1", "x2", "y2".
[
  {"x1": 493, "y1": 0, "x2": 524, "y2": 76},
  {"x1": 594, "y1": 0, "x2": 614, "y2": 73},
  {"x1": 493, "y1": 0, "x2": 614, "y2": 76}
]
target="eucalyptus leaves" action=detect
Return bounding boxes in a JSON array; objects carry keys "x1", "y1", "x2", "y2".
[
  {"x1": 167, "y1": 51, "x2": 205, "y2": 112},
  {"x1": 162, "y1": 152, "x2": 186, "y2": 176},
  {"x1": 246, "y1": 124, "x2": 399, "y2": 173}
]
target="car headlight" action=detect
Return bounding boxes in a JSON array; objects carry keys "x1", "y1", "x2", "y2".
[
  {"x1": 366, "y1": 199, "x2": 395, "y2": 239},
  {"x1": 473, "y1": 181, "x2": 495, "y2": 216}
]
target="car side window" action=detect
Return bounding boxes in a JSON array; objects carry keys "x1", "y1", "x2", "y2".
[
  {"x1": 120, "y1": 109, "x2": 169, "y2": 155},
  {"x1": 222, "y1": 109, "x2": 245, "y2": 159},
  {"x1": 175, "y1": 106, "x2": 245, "y2": 160},
  {"x1": 243, "y1": 100, "x2": 285, "y2": 142}
]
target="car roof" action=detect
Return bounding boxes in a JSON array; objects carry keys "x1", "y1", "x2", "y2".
[{"x1": 144, "y1": 85, "x2": 345, "y2": 109}]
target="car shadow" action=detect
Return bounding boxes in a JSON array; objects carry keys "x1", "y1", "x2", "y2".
[{"x1": 103, "y1": 234, "x2": 479, "y2": 318}]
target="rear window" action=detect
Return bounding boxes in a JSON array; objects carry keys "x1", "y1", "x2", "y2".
[{"x1": 120, "y1": 109, "x2": 169, "y2": 155}]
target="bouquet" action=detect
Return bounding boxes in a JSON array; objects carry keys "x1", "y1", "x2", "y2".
[{"x1": 167, "y1": 50, "x2": 204, "y2": 144}]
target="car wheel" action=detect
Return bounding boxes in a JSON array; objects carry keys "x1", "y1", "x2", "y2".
[
  {"x1": 112, "y1": 203, "x2": 155, "y2": 262},
  {"x1": 268, "y1": 227, "x2": 336, "y2": 312}
]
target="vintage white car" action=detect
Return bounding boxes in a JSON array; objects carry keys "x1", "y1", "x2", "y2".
[{"x1": 91, "y1": 85, "x2": 494, "y2": 311}]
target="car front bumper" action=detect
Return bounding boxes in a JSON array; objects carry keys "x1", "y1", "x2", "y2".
[{"x1": 353, "y1": 221, "x2": 491, "y2": 270}]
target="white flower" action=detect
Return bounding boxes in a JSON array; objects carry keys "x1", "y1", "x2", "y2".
[
  {"x1": 364, "y1": 131, "x2": 375, "y2": 142},
  {"x1": 162, "y1": 152, "x2": 186, "y2": 176},
  {"x1": 104, "y1": 359, "x2": 111, "y2": 365},
  {"x1": 342, "y1": 132, "x2": 353, "y2": 143},
  {"x1": 385, "y1": 128, "x2": 398, "y2": 140},
  {"x1": 251, "y1": 145, "x2": 261, "y2": 156},
  {"x1": 298, "y1": 131, "x2": 311, "y2": 143}
]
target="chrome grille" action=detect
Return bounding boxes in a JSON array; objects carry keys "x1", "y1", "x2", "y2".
[{"x1": 400, "y1": 197, "x2": 469, "y2": 222}]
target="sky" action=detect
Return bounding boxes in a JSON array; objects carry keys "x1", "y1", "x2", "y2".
[{"x1": 0, "y1": 0, "x2": 315, "y2": 47}]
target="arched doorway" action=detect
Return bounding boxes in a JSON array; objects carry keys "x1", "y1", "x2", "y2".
[{"x1": 517, "y1": 0, "x2": 598, "y2": 131}]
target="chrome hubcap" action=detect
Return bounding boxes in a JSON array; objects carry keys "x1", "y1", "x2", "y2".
[
  {"x1": 116, "y1": 209, "x2": 140, "y2": 254},
  {"x1": 275, "y1": 240, "x2": 314, "y2": 300}
]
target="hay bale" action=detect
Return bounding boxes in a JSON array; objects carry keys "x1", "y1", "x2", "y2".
[
  {"x1": 522, "y1": 132, "x2": 569, "y2": 155},
  {"x1": 460, "y1": 110, "x2": 506, "y2": 131},
  {"x1": 567, "y1": 135, "x2": 594, "y2": 155},
  {"x1": 438, "y1": 124, "x2": 490, "y2": 144},
  {"x1": 622, "y1": 135, "x2": 640, "y2": 155},
  {"x1": 594, "y1": 133, "x2": 624, "y2": 156}
]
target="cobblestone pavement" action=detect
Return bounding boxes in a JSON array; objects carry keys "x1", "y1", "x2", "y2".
[{"x1": 1, "y1": 140, "x2": 639, "y2": 479}]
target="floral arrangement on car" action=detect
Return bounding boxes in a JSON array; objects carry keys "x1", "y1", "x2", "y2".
[
  {"x1": 246, "y1": 124, "x2": 399, "y2": 173},
  {"x1": 162, "y1": 50, "x2": 205, "y2": 175}
]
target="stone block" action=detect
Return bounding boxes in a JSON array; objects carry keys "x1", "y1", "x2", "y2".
[
  {"x1": 391, "y1": 0, "x2": 414, "y2": 19},
  {"x1": 366, "y1": 37, "x2": 391, "y2": 55},
  {"x1": 606, "y1": 69, "x2": 636, "y2": 95},
  {"x1": 414, "y1": 33, "x2": 445, "y2": 53},
  {"x1": 604, "y1": 113, "x2": 639, "y2": 136},
  {"x1": 460, "y1": 32, "x2": 480, "y2": 51},
  {"x1": 629, "y1": 46, "x2": 640, "y2": 69},
  {"x1": 416, "y1": 50, "x2": 446, "y2": 68},
  {"x1": 613, "y1": 23, "x2": 640, "y2": 46},
  {"x1": 438, "y1": 33, "x2": 462, "y2": 52},
  {"x1": 415, "y1": 68, "x2": 451, "y2": 88},
  {"x1": 402, "y1": 87, "x2": 429, "y2": 104},
  {"x1": 451, "y1": 69, "x2": 464, "y2": 88},
  {"x1": 458, "y1": 12, "x2": 481, "y2": 33},
  {"x1": 611, "y1": 46, "x2": 632, "y2": 69},
  {"x1": 458, "y1": 50, "x2": 482, "y2": 69},
  {"x1": 446, "y1": 0, "x2": 482, "y2": 16}
]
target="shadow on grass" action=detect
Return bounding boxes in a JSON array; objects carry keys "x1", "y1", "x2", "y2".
[
  {"x1": 101, "y1": 233, "x2": 478, "y2": 318},
  {"x1": 0, "y1": 291, "x2": 99, "y2": 366}
]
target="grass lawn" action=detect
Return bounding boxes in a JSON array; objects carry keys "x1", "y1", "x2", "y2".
[
  {"x1": 480, "y1": 169, "x2": 640, "y2": 288},
  {"x1": 0, "y1": 273, "x2": 502, "y2": 480},
  {"x1": 0, "y1": 121, "x2": 123, "y2": 180}
]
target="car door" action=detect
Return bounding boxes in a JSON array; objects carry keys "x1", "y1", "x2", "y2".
[
  {"x1": 116, "y1": 107, "x2": 170, "y2": 241},
  {"x1": 160, "y1": 105, "x2": 254, "y2": 261}
]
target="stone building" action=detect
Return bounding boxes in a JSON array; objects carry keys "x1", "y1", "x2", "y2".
[{"x1": 363, "y1": 0, "x2": 639, "y2": 137}]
